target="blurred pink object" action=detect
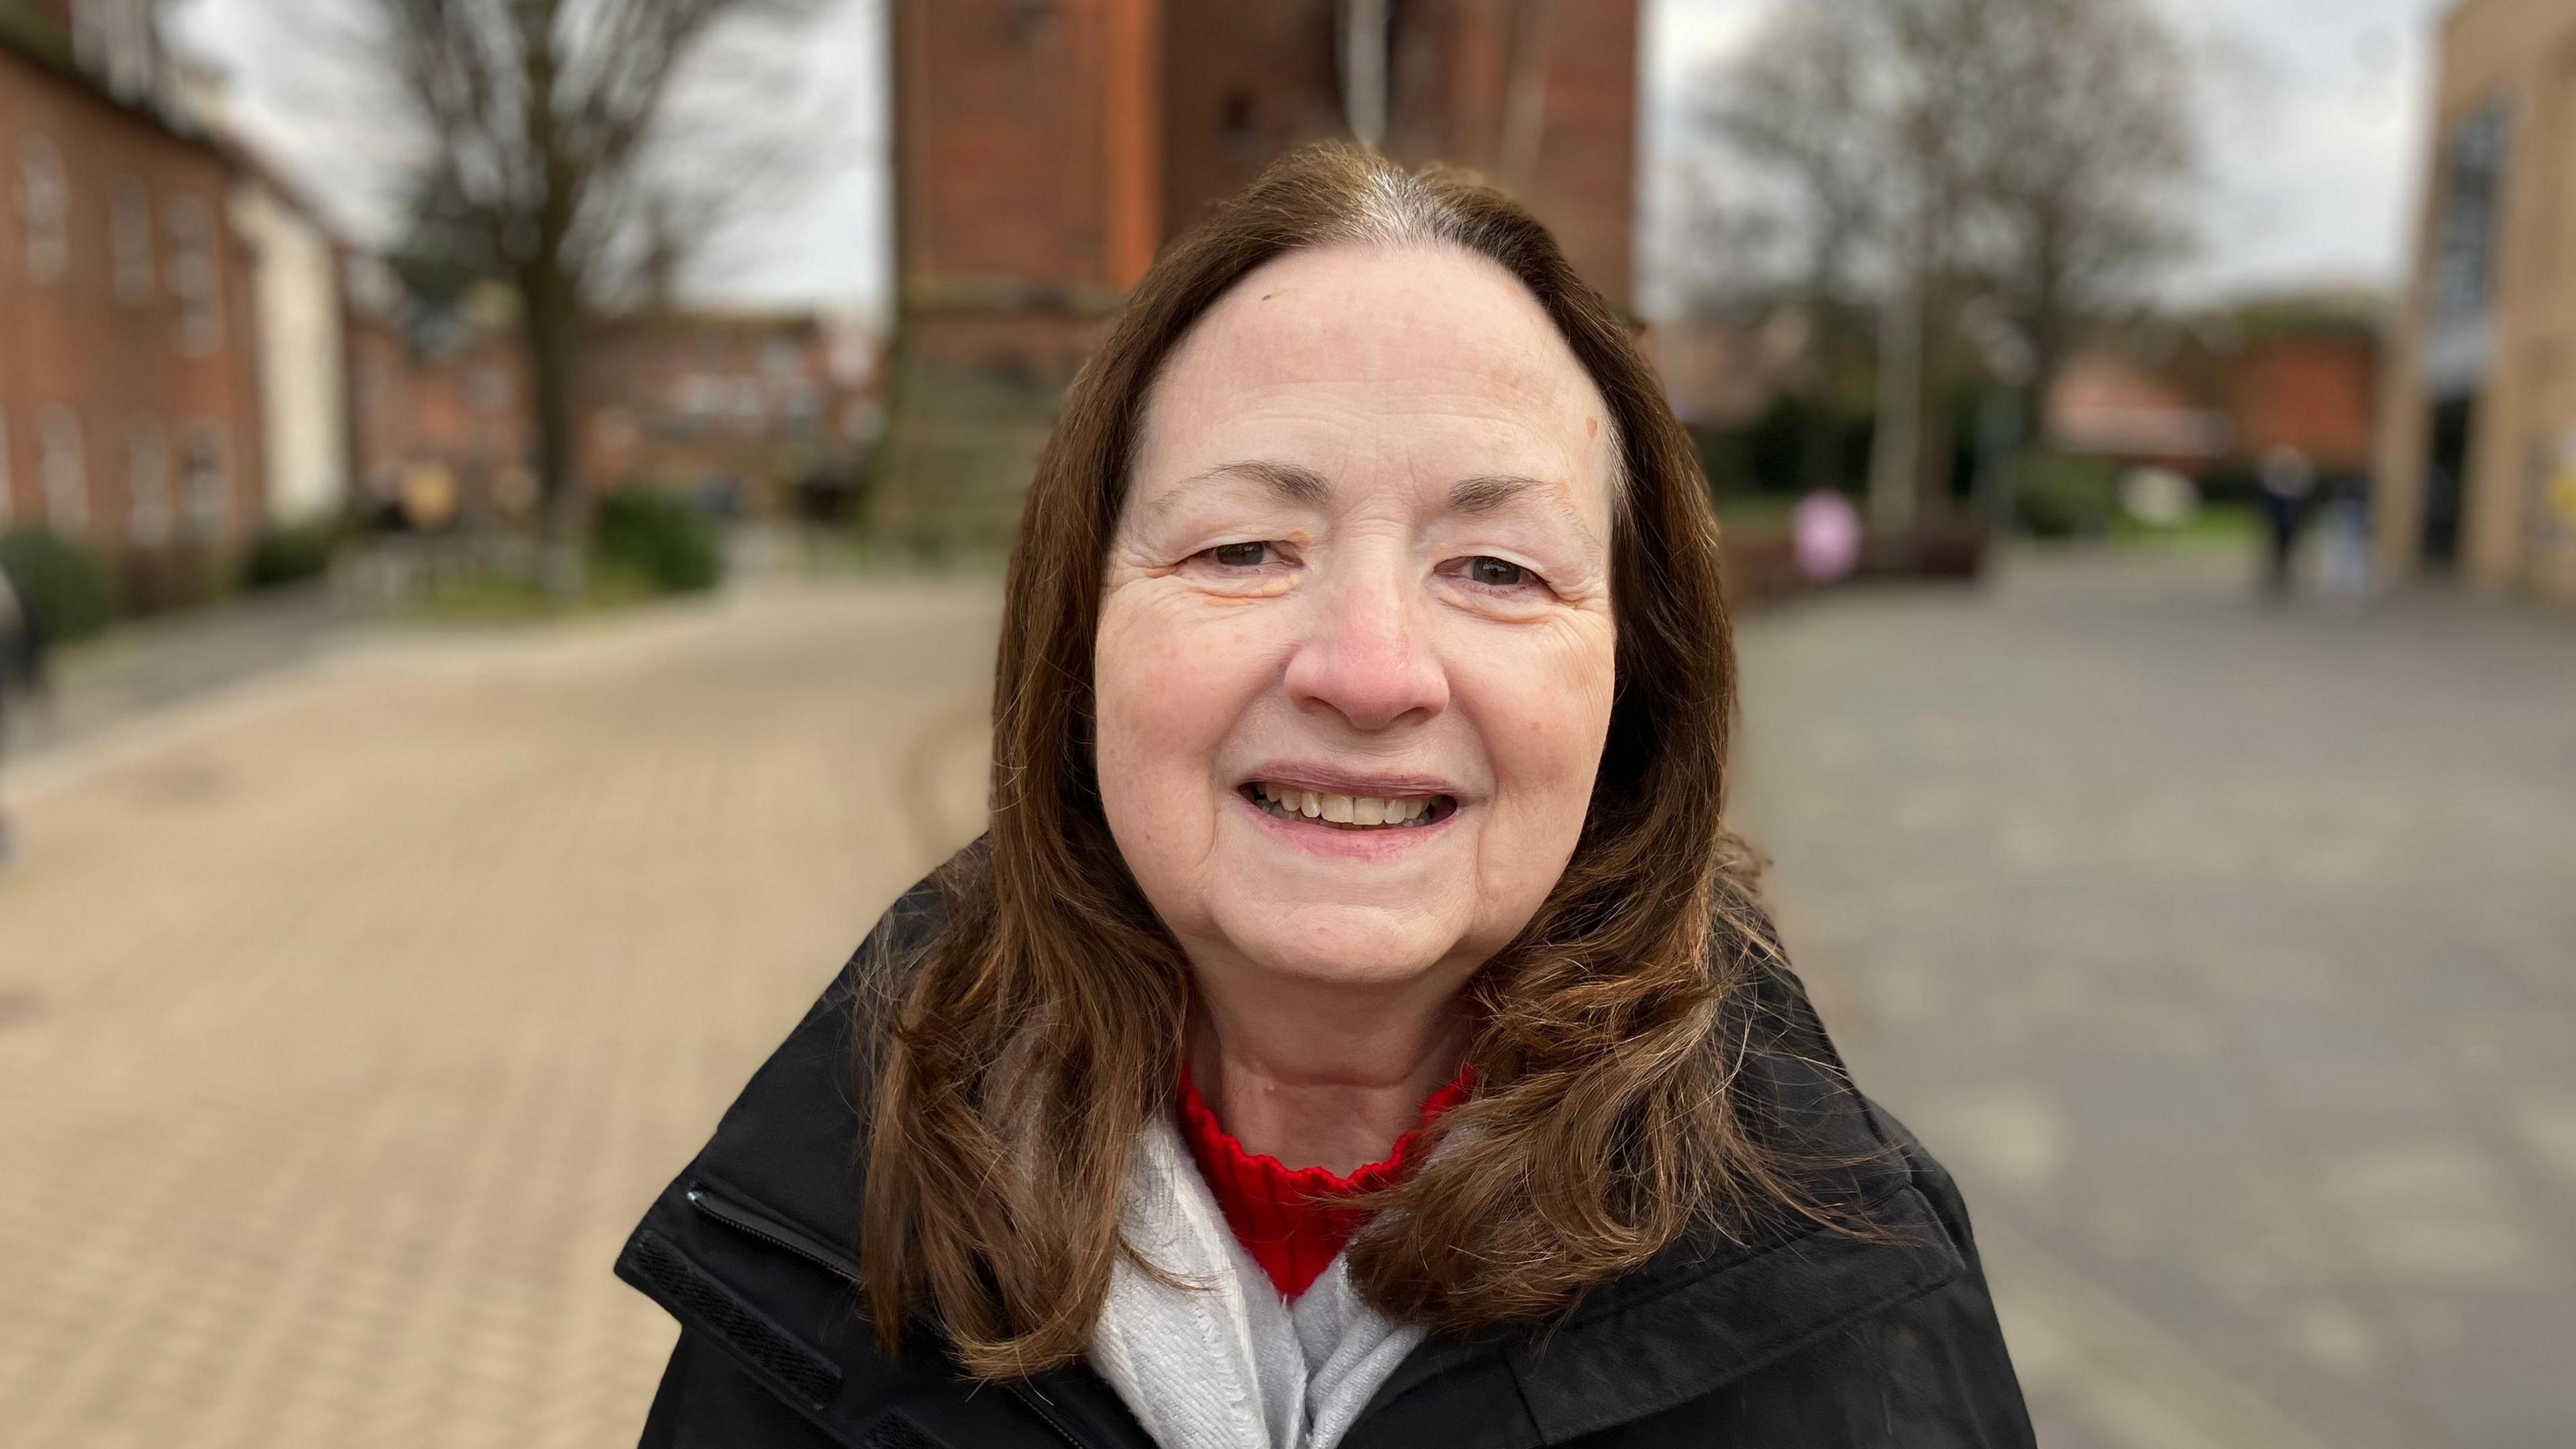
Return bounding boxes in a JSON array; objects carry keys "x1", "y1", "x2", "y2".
[{"x1": 1790, "y1": 490, "x2": 1864, "y2": 584}]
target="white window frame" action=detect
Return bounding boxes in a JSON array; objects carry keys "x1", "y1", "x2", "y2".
[
  {"x1": 126, "y1": 417, "x2": 170, "y2": 547},
  {"x1": 180, "y1": 421, "x2": 229, "y2": 539},
  {"x1": 19, "y1": 136, "x2": 68, "y2": 284},
  {"x1": 168, "y1": 195, "x2": 221, "y2": 354},
  {"x1": 111, "y1": 179, "x2": 152, "y2": 304},
  {"x1": 40, "y1": 406, "x2": 87, "y2": 537}
]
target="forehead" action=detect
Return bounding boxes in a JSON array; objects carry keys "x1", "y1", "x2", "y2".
[{"x1": 1131, "y1": 244, "x2": 1617, "y2": 519}]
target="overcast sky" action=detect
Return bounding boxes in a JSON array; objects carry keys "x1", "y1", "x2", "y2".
[{"x1": 174, "y1": 0, "x2": 2449, "y2": 324}]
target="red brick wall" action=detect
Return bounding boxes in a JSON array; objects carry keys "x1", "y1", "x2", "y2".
[
  {"x1": 897, "y1": 0, "x2": 1640, "y2": 339},
  {"x1": 1157, "y1": 0, "x2": 1639, "y2": 307},
  {"x1": 1159, "y1": 0, "x2": 1342, "y2": 241},
  {"x1": 1516, "y1": 0, "x2": 1638, "y2": 310},
  {"x1": 895, "y1": 0, "x2": 1146, "y2": 294},
  {"x1": 2227, "y1": 333, "x2": 2381, "y2": 475},
  {"x1": 0, "y1": 47, "x2": 263, "y2": 576}
]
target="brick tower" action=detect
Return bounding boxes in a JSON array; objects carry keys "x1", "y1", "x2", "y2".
[{"x1": 880, "y1": 0, "x2": 1639, "y2": 552}]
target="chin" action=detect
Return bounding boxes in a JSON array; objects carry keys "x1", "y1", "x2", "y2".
[{"x1": 1220, "y1": 902, "x2": 1460, "y2": 991}]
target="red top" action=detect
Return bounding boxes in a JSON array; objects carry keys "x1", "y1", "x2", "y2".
[{"x1": 1173, "y1": 1065, "x2": 1475, "y2": 1299}]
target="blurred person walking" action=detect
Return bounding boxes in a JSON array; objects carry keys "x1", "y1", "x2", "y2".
[{"x1": 2255, "y1": 446, "x2": 2318, "y2": 600}]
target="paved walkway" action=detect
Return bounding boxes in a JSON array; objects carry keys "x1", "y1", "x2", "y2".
[
  {"x1": 2, "y1": 557, "x2": 2569, "y2": 1447},
  {"x1": 0, "y1": 578, "x2": 997, "y2": 1449},
  {"x1": 1733, "y1": 553, "x2": 2576, "y2": 1449}
]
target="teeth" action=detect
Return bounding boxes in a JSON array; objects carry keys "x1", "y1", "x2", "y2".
[{"x1": 1253, "y1": 783, "x2": 1442, "y2": 828}]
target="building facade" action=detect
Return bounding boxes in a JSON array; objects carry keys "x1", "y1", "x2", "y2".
[
  {"x1": 346, "y1": 285, "x2": 880, "y2": 533},
  {"x1": 229, "y1": 160, "x2": 350, "y2": 529},
  {"x1": 2378, "y1": 0, "x2": 2576, "y2": 600},
  {"x1": 883, "y1": 0, "x2": 1640, "y2": 549},
  {"x1": 1, "y1": 0, "x2": 265, "y2": 608}
]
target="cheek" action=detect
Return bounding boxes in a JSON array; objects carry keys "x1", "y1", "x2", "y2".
[
  {"x1": 1466, "y1": 621, "x2": 1617, "y2": 819},
  {"x1": 1093, "y1": 594, "x2": 1272, "y2": 812}
]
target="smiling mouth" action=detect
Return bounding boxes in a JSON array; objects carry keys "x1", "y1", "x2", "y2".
[{"x1": 1242, "y1": 781, "x2": 1458, "y2": 828}]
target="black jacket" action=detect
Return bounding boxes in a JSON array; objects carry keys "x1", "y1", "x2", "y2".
[{"x1": 616, "y1": 869, "x2": 2036, "y2": 1448}]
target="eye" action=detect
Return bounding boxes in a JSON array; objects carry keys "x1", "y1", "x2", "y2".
[
  {"x1": 1209, "y1": 541, "x2": 1273, "y2": 568},
  {"x1": 1465, "y1": 556, "x2": 1529, "y2": 587}
]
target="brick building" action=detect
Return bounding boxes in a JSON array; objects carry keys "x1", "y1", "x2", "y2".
[
  {"x1": 883, "y1": 0, "x2": 1640, "y2": 549},
  {"x1": 583, "y1": 310, "x2": 881, "y2": 506},
  {"x1": 2376, "y1": 0, "x2": 2576, "y2": 601},
  {"x1": 1, "y1": 0, "x2": 264, "y2": 607},
  {"x1": 347, "y1": 284, "x2": 879, "y2": 531},
  {"x1": 2225, "y1": 323, "x2": 2380, "y2": 478}
]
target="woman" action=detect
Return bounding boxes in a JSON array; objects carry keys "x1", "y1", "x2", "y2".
[{"x1": 618, "y1": 146, "x2": 2032, "y2": 1448}]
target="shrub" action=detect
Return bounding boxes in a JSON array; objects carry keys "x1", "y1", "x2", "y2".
[
  {"x1": 591, "y1": 489, "x2": 724, "y2": 594},
  {"x1": 241, "y1": 522, "x2": 340, "y2": 591},
  {"x1": 0, "y1": 527, "x2": 120, "y2": 643},
  {"x1": 2004, "y1": 452, "x2": 2121, "y2": 539}
]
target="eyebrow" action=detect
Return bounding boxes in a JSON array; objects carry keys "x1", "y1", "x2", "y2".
[
  {"x1": 1160, "y1": 460, "x2": 1332, "y2": 512},
  {"x1": 1154, "y1": 460, "x2": 1599, "y2": 542},
  {"x1": 1449, "y1": 474, "x2": 1554, "y2": 514}
]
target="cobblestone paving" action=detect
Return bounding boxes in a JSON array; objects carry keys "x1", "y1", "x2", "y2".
[
  {"x1": 0, "y1": 578, "x2": 998, "y2": 1449},
  {"x1": 1733, "y1": 555, "x2": 2576, "y2": 1449},
  {"x1": 5, "y1": 559, "x2": 2571, "y2": 1448}
]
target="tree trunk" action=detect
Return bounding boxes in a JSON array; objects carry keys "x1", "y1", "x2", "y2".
[
  {"x1": 2016, "y1": 208, "x2": 2069, "y2": 459},
  {"x1": 1868, "y1": 274, "x2": 1924, "y2": 535},
  {"x1": 520, "y1": 262, "x2": 588, "y2": 597}
]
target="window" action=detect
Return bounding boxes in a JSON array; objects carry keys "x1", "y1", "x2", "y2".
[
  {"x1": 19, "y1": 136, "x2": 68, "y2": 284},
  {"x1": 40, "y1": 406, "x2": 87, "y2": 536},
  {"x1": 181, "y1": 423, "x2": 228, "y2": 539},
  {"x1": 126, "y1": 417, "x2": 170, "y2": 547},
  {"x1": 168, "y1": 195, "x2": 220, "y2": 353},
  {"x1": 111, "y1": 180, "x2": 152, "y2": 303}
]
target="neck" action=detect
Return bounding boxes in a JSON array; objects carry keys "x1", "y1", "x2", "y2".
[{"x1": 1185, "y1": 969, "x2": 1470, "y2": 1175}]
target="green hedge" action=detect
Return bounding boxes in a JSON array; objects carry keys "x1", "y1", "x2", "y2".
[
  {"x1": 241, "y1": 523, "x2": 340, "y2": 591},
  {"x1": 0, "y1": 527, "x2": 120, "y2": 643},
  {"x1": 592, "y1": 490, "x2": 724, "y2": 594},
  {"x1": 2004, "y1": 452, "x2": 2121, "y2": 539}
]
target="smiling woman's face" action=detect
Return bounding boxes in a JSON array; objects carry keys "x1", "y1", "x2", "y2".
[{"x1": 1095, "y1": 242, "x2": 1619, "y2": 1000}]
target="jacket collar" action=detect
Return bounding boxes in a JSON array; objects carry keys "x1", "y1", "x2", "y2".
[{"x1": 623, "y1": 871, "x2": 1967, "y2": 1448}]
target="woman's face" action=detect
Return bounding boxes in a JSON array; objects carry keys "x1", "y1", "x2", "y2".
[{"x1": 1095, "y1": 243, "x2": 1619, "y2": 1001}]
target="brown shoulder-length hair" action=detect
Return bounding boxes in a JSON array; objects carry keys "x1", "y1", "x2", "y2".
[{"x1": 863, "y1": 143, "x2": 1822, "y2": 1379}]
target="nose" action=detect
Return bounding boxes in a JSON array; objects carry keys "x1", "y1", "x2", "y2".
[{"x1": 1283, "y1": 564, "x2": 1448, "y2": 731}]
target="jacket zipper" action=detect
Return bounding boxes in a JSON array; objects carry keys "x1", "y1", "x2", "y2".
[
  {"x1": 686, "y1": 1181, "x2": 1104, "y2": 1449},
  {"x1": 684, "y1": 1180, "x2": 863, "y2": 1283}
]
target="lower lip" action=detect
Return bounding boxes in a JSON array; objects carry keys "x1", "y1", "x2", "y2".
[{"x1": 1236, "y1": 790, "x2": 1459, "y2": 859}]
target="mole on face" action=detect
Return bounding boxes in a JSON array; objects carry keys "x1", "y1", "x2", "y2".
[{"x1": 1587, "y1": 416, "x2": 1599, "y2": 438}]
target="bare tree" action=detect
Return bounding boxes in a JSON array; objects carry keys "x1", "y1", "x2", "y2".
[
  {"x1": 366, "y1": 0, "x2": 818, "y2": 586},
  {"x1": 1969, "y1": 0, "x2": 2196, "y2": 427},
  {"x1": 1683, "y1": 0, "x2": 2196, "y2": 524},
  {"x1": 1690, "y1": 8, "x2": 1882, "y2": 329},
  {"x1": 1687, "y1": 7, "x2": 1888, "y2": 494}
]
